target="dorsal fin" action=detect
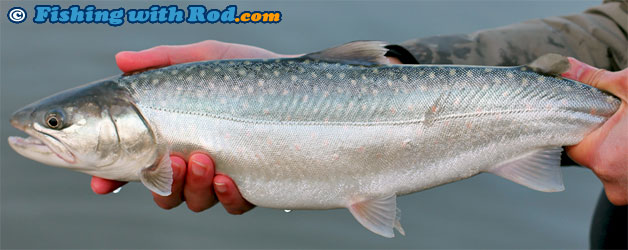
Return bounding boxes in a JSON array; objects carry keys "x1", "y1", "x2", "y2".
[
  {"x1": 303, "y1": 41, "x2": 390, "y2": 65},
  {"x1": 526, "y1": 53, "x2": 570, "y2": 76}
]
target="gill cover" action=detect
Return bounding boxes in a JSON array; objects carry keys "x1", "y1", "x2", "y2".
[{"x1": 108, "y1": 99, "x2": 173, "y2": 196}]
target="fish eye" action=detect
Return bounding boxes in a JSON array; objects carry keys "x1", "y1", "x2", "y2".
[{"x1": 45, "y1": 112, "x2": 63, "y2": 129}]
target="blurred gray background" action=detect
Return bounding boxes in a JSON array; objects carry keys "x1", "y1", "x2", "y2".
[{"x1": 1, "y1": 0, "x2": 603, "y2": 249}]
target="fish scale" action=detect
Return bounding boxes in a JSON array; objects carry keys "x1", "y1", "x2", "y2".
[{"x1": 8, "y1": 42, "x2": 620, "y2": 238}]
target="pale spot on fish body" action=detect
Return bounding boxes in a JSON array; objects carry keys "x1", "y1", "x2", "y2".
[
  {"x1": 538, "y1": 76, "x2": 545, "y2": 82},
  {"x1": 326, "y1": 73, "x2": 333, "y2": 79},
  {"x1": 506, "y1": 72, "x2": 514, "y2": 78},
  {"x1": 291, "y1": 75, "x2": 297, "y2": 82},
  {"x1": 606, "y1": 96, "x2": 616, "y2": 103},
  {"x1": 466, "y1": 71, "x2": 473, "y2": 77},
  {"x1": 402, "y1": 74, "x2": 408, "y2": 81},
  {"x1": 449, "y1": 69, "x2": 456, "y2": 76},
  {"x1": 429, "y1": 72, "x2": 435, "y2": 79},
  {"x1": 238, "y1": 70, "x2": 246, "y2": 76}
]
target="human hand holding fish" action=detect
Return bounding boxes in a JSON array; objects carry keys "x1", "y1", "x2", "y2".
[
  {"x1": 92, "y1": 40, "x2": 277, "y2": 214},
  {"x1": 562, "y1": 58, "x2": 628, "y2": 206}
]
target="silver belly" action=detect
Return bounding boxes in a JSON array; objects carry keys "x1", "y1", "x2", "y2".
[{"x1": 139, "y1": 105, "x2": 595, "y2": 210}]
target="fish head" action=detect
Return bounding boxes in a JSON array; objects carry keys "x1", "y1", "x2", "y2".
[{"x1": 8, "y1": 79, "x2": 158, "y2": 178}]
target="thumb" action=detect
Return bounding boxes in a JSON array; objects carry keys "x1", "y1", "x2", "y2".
[{"x1": 562, "y1": 57, "x2": 628, "y2": 101}]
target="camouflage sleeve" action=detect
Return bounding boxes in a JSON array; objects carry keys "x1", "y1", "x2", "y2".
[{"x1": 399, "y1": 1, "x2": 627, "y2": 70}]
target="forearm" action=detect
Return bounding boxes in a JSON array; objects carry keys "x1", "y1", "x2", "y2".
[{"x1": 399, "y1": 1, "x2": 627, "y2": 70}]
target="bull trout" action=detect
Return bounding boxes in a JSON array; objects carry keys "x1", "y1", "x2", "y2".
[{"x1": 8, "y1": 41, "x2": 620, "y2": 237}]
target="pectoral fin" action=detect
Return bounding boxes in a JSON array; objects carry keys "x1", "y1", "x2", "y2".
[
  {"x1": 348, "y1": 194, "x2": 405, "y2": 238},
  {"x1": 139, "y1": 152, "x2": 173, "y2": 196},
  {"x1": 487, "y1": 147, "x2": 564, "y2": 192}
]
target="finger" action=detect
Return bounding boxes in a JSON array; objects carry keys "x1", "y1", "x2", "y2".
[
  {"x1": 115, "y1": 41, "x2": 221, "y2": 73},
  {"x1": 152, "y1": 156, "x2": 187, "y2": 210},
  {"x1": 562, "y1": 57, "x2": 628, "y2": 100},
  {"x1": 214, "y1": 174, "x2": 255, "y2": 215},
  {"x1": 91, "y1": 176, "x2": 126, "y2": 194},
  {"x1": 183, "y1": 153, "x2": 217, "y2": 212},
  {"x1": 604, "y1": 182, "x2": 628, "y2": 206}
]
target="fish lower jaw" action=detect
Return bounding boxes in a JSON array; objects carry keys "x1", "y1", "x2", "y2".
[
  {"x1": 8, "y1": 136, "x2": 50, "y2": 153},
  {"x1": 8, "y1": 135, "x2": 75, "y2": 166}
]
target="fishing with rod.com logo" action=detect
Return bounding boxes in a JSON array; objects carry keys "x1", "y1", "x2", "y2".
[{"x1": 6, "y1": 5, "x2": 282, "y2": 26}]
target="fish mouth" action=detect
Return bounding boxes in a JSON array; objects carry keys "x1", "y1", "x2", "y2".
[{"x1": 8, "y1": 125, "x2": 76, "y2": 166}]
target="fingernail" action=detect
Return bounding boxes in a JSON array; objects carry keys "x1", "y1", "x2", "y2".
[
  {"x1": 215, "y1": 182, "x2": 227, "y2": 193},
  {"x1": 191, "y1": 159, "x2": 206, "y2": 176},
  {"x1": 172, "y1": 159, "x2": 184, "y2": 169}
]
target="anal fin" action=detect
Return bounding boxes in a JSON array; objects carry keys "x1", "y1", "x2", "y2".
[
  {"x1": 348, "y1": 194, "x2": 405, "y2": 238},
  {"x1": 488, "y1": 147, "x2": 564, "y2": 192}
]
